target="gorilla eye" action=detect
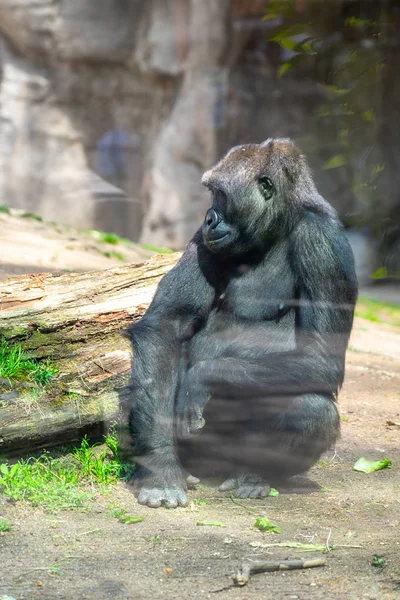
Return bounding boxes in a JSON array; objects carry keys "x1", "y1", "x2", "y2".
[{"x1": 258, "y1": 176, "x2": 274, "y2": 200}]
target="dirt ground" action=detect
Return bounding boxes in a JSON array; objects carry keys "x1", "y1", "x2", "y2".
[{"x1": 0, "y1": 315, "x2": 399, "y2": 600}]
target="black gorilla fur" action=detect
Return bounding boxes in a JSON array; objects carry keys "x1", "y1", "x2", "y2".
[{"x1": 126, "y1": 139, "x2": 358, "y2": 508}]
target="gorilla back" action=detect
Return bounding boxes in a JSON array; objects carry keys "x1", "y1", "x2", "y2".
[{"x1": 127, "y1": 138, "x2": 358, "y2": 508}]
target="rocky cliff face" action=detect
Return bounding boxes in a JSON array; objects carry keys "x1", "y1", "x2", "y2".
[
  {"x1": 0, "y1": 0, "x2": 398, "y2": 274},
  {"x1": 0, "y1": 0, "x2": 179, "y2": 241}
]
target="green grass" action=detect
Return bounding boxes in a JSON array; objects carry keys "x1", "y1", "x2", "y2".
[
  {"x1": 0, "y1": 204, "x2": 10, "y2": 214},
  {"x1": 372, "y1": 555, "x2": 385, "y2": 568},
  {"x1": 106, "y1": 505, "x2": 144, "y2": 524},
  {"x1": 355, "y1": 296, "x2": 400, "y2": 327},
  {"x1": 194, "y1": 498, "x2": 213, "y2": 506},
  {"x1": 85, "y1": 228, "x2": 175, "y2": 254},
  {"x1": 103, "y1": 250, "x2": 125, "y2": 262},
  {"x1": 0, "y1": 456, "x2": 92, "y2": 511},
  {"x1": 0, "y1": 429, "x2": 136, "y2": 512},
  {"x1": 139, "y1": 243, "x2": 174, "y2": 254},
  {"x1": 0, "y1": 338, "x2": 58, "y2": 386},
  {"x1": 0, "y1": 519, "x2": 11, "y2": 532},
  {"x1": 84, "y1": 229, "x2": 132, "y2": 246},
  {"x1": 72, "y1": 432, "x2": 135, "y2": 485},
  {"x1": 21, "y1": 211, "x2": 43, "y2": 221}
]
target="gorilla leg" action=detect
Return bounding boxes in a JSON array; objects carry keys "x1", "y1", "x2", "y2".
[{"x1": 178, "y1": 393, "x2": 340, "y2": 498}]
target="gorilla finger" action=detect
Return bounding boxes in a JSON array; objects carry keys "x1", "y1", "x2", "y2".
[
  {"x1": 259, "y1": 485, "x2": 271, "y2": 497},
  {"x1": 219, "y1": 477, "x2": 238, "y2": 491},
  {"x1": 235, "y1": 485, "x2": 256, "y2": 499},
  {"x1": 248, "y1": 486, "x2": 269, "y2": 499}
]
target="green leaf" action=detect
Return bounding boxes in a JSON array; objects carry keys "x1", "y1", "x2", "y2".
[
  {"x1": 371, "y1": 164, "x2": 384, "y2": 179},
  {"x1": 353, "y1": 457, "x2": 392, "y2": 474},
  {"x1": 0, "y1": 463, "x2": 9, "y2": 475},
  {"x1": 197, "y1": 520, "x2": 226, "y2": 527},
  {"x1": 325, "y1": 85, "x2": 350, "y2": 95},
  {"x1": 265, "y1": 0, "x2": 295, "y2": 18},
  {"x1": 277, "y1": 62, "x2": 293, "y2": 79},
  {"x1": 371, "y1": 267, "x2": 388, "y2": 280},
  {"x1": 323, "y1": 154, "x2": 347, "y2": 169},
  {"x1": 253, "y1": 517, "x2": 281, "y2": 534},
  {"x1": 269, "y1": 488, "x2": 279, "y2": 497},
  {"x1": 362, "y1": 109, "x2": 375, "y2": 122},
  {"x1": 262, "y1": 13, "x2": 280, "y2": 21},
  {"x1": 9, "y1": 464, "x2": 18, "y2": 477},
  {"x1": 119, "y1": 515, "x2": 145, "y2": 524},
  {"x1": 278, "y1": 38, "x2": 298, "y2": 51},
  {"x1": 300, "y1": 41, "x2": 317, "y2": 55},
  {"x1": 372, "y1": 555, "x2": 385, "y2": 568},
  {"x1": 269, "y1": 23, "x2": 310, "y2": 42},
  {"x1": 345, "y1": 16, "x2": 376, "y2": 28}
]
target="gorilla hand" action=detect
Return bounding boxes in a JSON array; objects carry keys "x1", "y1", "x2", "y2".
[{"x1": 176, "y1": 365, "x2": 211, "y2": 438}]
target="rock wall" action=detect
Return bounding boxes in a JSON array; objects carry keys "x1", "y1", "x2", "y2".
[
  {"x1": 0, "y1": 0, "x2": 398, "y2": 271},
  {"x1": 0, "y1": 0, "x2": 178, "y2": 240}
]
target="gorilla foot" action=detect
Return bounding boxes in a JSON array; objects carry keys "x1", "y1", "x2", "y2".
[
  {"x1": 185, "y1": 472, "x2": 200, "y2": 489},
  {"x1": 132, "y1": 468, "x2": 189, "y2": 508},
  {"x1": 219, "y1": 474, "x2": 271, "y2": 499},
  {"x1": 135, "y1": 482, "x2": 188, "y2": 508}
]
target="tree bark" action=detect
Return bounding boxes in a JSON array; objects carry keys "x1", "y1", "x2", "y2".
[{"x1": 0, "y1": 254, "x2": 180, "y2": 455}]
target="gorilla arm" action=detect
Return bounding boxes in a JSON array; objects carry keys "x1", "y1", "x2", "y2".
[
  {"x1": 176, "y1": 212, "x2": 358, "y2": 435},
  {"x1": 128, "y1": 231, "x2": 215, "y2": 507}
]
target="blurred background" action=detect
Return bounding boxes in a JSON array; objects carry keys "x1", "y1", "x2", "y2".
[{"x1": 0, "y1": 0, "x2": 399, "y2": 289}]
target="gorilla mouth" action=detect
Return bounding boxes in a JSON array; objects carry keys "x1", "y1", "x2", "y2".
[
  {"x1": 205, "y1": 233, "x2": 231, "y2": 250},
  {"x1": 207, "y1": 233, "x2": 229, "y2": 244}
]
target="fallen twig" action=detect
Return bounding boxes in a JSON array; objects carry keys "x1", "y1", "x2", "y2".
[
  {"x1": 232, "y1": 557, "x2": 326, "y2": 586},
  {"x1": 76, "y1": 528, "x2": 101, "y2": 537},
  {"x1": 21, "y1": 556, "x2": 81, "y2": 577},
  {"x1": 249, "y1": 541, "x2": 362, "y2": 551},
  {"x1": 326, "y1": 527, "x2": 332, "y2": 551}
]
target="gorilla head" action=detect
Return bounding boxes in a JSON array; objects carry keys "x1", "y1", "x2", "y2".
[{"x1": 201, "y1": 138, "x2": 324, "y2": 256}]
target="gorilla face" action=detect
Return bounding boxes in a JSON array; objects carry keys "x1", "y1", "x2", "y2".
[{"x1": 201, "y1": 139, "x2": 313, "y2": 256}]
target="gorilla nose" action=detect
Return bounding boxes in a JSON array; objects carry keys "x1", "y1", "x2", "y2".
[{"x1": 205, "y1": 208, "x2": 220, "y2": 230}]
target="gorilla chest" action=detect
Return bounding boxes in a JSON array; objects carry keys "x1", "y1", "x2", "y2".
[{"x1": 216, "y1": 253, "x2": 296, "y2": 322}]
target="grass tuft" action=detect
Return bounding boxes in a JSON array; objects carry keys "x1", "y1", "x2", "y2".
[
  {"x1": 139, "y1": 243, "x2": 174, "y2": 254},
  {"x1": 355, "y1": 297, "x2": 400, "y2": 327},
  {"x1": 85, "y1": 229, "x2": 132, "y2": 246},
  {"x1": 21, "y1": 211, "x2": 43, "y2": 221},
  {"x1": 0, "y1": 338, "x2": 58, "y2": 386},
  {"x1": 0, "y1": 519, "x2": 11, "y2": 532},
  {"x1": 0, "y1": 428, "x2": 135, "y2": 512},
  {"x1": 0, "y1": 457, "x2": 92, "y2": 512},
  {"x1": 103, "y1": 250, "x2": 125, "y2": 262}
]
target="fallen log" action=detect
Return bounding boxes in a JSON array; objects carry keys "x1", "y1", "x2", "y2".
[{"x1": 0, "y1": 254, "x2": 180, "y2": 455}]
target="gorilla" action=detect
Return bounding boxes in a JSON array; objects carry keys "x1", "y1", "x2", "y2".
[{"x1": 126, "y1": 138, "x2": 358, "y2": 508}]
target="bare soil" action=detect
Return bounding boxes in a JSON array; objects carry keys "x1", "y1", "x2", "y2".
[{"x1": 0, "y1": 316, "x2": 399, "y2": 600}]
